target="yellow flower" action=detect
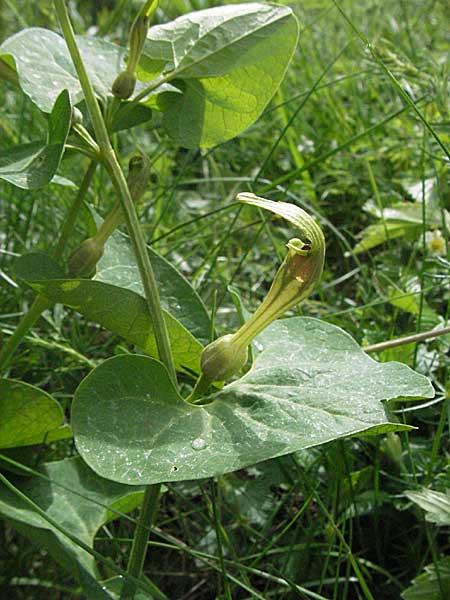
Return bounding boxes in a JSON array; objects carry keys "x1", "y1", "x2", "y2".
[{"x1": 425, "y1": 230, "x2": 446, "y2": 256}]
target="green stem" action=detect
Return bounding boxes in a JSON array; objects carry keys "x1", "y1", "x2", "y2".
[
  {"x1": 363, "y1": 325, "x2": 450, "y2": 354},
  {"x1": 0, "y1": 295, "x2": 52, "y2": 373},
  {"x1": 120, "y1": 484, "x2": 161, "y2": 600},
  {"x1": 186, "y1": 373, "x2": 211, "y2": 404},
  {"x1": 53, "y1": 161, "x2": 97, "y2": 259},
  {"x1": 0, "y1": 161, "x2": 97, "y2": 374},
  {"x1": 54, "y1": 0, "x2": 177, "y2": 386},
  {"x1": 53, "y1": 4, "x2": 177, "y2": 598}
]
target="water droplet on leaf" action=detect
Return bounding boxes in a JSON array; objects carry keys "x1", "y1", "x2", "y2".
[{"x1": 191, "y1": 438, "x2": 207, "y2": 451}]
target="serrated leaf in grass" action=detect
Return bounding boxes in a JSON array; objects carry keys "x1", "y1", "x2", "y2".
[
  {"x1": 96, "y1": 231, "x2": 211, "y2": 344},
  {"x1": 0, "y1": 379, "x2": 67, "y2": 449},
  {"x1": 14, "y1": 253, "x2": 203, "y2": 374},
  {"x1": 0, "y1": 90, "x2": 71, "y2": 189},
  {"x1": 139, "y1": 3, "x2": 299, "y2": 148},
  {"x1": 405, "y1": 489, "x2": 450, "y2": 526},
  {"x1": 0, "y1": 457, "x2": 143, "y2": 592},
  {"x1": 72, "y1": 317, "x2": 433, "y2": 485}
]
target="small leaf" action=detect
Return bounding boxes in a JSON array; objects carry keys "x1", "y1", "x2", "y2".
[
  {"x1": 0, "y1": 379, "x2": 65, "y2": 449},
  {"x1": 0, "y1": 457, "x2": 143, "y2": 588},
  {"x1": 0, "y1": 89, "x2": 71, "y2": 189},
  {"x1": 101, "y1": 577, "x2": 149, "y2": 600},
  {"x1": 111, "y1": 101, "x2": 152, "y2": 133},
  {"x1": 405, "y1": 489, "x2": 450, "y2": 526},
  {"x1": 72, "y1": 317, "x2": 433, "y2": 485},
  {"x1": 353, "y1": 221, "x2": 421, "y2": 254},
  {"x1": 401, "y1": 557, "x2": 450, "y2": 600},
  {"x1": 15, "y1": 253, "x2": 203, "y2": 374},
  {"x1": 96, "y1": 231, "x2": 211, "y2": 344},
  {"x1": 139, "y1": 3, "x2": 299, "y2": 147}
]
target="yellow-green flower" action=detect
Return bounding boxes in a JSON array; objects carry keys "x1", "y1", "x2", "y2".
[{"x1": 200, "y1": 193, "x2": 325, "y2": 383}]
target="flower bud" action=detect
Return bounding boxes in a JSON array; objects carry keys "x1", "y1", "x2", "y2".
[
  {"x1": 200, "y1": 334, "x2": 248, "y2": 382},
  {"x1": 112, "y1": 70, "x2": 137, "y2": 100},
  {"x1": 71, "y1": 106, "x2": 83, "y2": 126},
  {"x1": 68, "y1": 237, "x2": 104, "y2": 278},
  {"x1": 128, "y1": 14, "x2": 150, "y2": 73},
  {"x1": 127, "y1": 153, "x2": 150, "y2": 203}
]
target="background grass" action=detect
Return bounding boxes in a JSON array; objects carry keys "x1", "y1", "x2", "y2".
[{"x1": 1, "y1": 0, "x2": 449, "y2": 598}]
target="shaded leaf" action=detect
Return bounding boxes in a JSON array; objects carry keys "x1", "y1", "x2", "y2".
[
  {"x1": 0, "y1": 379, "x2": 65, "y2": 449},
  {"x1": 111, "y1": 102, "x2": 152, "y2": 133},
  {"x1": 96, "y1": 231, "x2": 211, "y2": 344},
  {"x1": 72, "y1": 317, "x2": 433, "y2": 485},
  {"x1": 0, "y1": 457, "x2": 143, "y2": 584},
  {"x1": 0, "y1": 90, "x2": 71, "y2": 189},
  {"x1": 402, "y1": 558, "x2": 450, "y2": 600},
  {"x1": 15, "y1": 253, "x2": 203, "y2": 374},
  {"x1": 140, "y1": 3, "x2": 299, "y2": 147}
]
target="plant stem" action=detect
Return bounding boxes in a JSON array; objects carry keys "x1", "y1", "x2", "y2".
[
  {"x1": 364, "y1": 325, "x2": 450, "y2": 354},
  {"x1": 120, "y1": 484, "x2": 161, "y2": 600},
  {"x1": 0, "y1": 295, "x2": 52, "y2": 373},
  {"x1": 0, "y1": 162, "x2": 97, "y2": 374},
  {"x1": 53, "y1": 161, "x2": 97, "y2": 259},
  {"x1": 54, "y1": 0, "x2": 177, "y2": 386},
  {"x1": 53, "y1": 4, "x2": 176, "y2": 598},
  {"x1": 186, "y1": 373, "x2": 211, "y2": 404}
]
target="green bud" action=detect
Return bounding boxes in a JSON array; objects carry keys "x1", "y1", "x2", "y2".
[
  {"x1": 71, "y1": 106, "x2": 83, "y2": 126},
  {"x1": 128, "y1": 14, "x2": 150, "y2": 73},
  {"x1": 112, "y1": 70, "x2": 137, "y2": 100},
  {"x1": 127, "y1": 153, "x2": 150, "y2": 203},
  {"x1": 200, "y1": 334, "x2": 248, "y2": 382},
  {"x1": 381, "y1": 432, "x2": 404, "y2": 469},
  {"x1": 68, "y1": 237, "x2": 104, "y2": 278}
]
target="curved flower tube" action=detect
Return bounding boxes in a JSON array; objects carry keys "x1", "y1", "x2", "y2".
[{"x1": 200, "y1": 193, "x2": 325, "y2": 384}]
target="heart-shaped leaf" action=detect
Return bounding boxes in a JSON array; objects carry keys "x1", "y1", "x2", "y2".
[
  {"x1": 96, "y1": 231, "x2": 211, "y2": 344},
  {"x1": 0, "y1": 457, "x2": 143, "y2": 588},
  {"x1": 0, "y1": 379, "x2": 68, "y2": 449},
  {"x1": 14, "y1": 253, "x2": 203, "y2": 374},
  {"x1": 0, "y1": 28, "x2": 124, "y2": 112},
  {"x1": 72, "y1": 317, "x2": 433, "y2": 485},
  {"x1": 0, "y1": 89, "x2": 71, "y2": 189},
  {"x1": 0, "y1": 27, "x2": 175, "y2": 117},
  {"x1": 139, "y1": 3, "x2": 299, "y2": 147}
]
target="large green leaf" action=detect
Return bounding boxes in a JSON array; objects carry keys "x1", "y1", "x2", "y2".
[
  {"x1": 0, "y1": 90, "x2": 71, "y2": 189},
  {"x1": 0, "y1": 28, "x2": 123, "y2": 112},
  {"x1": 96, "y1": 231, "x2": 211, "y2": 344},
  {"x1": 0, "y1": 457, "x2": 143, "y2": 590},
  {"x1": 15, "y1": 253, "x2": 203, "y2": 374},
  {"x1": 139, "y1": 3, "x2": 299, "y2": 147},
  {"x1": 72, "y1": 317, "x2": 433, "y2": 485},
  {"x1": 0, "y1": 379, "x2": 68, "y2": 449},
  {"x1": 0, "y1": 27, "x2": 176, "y2": 115}
]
